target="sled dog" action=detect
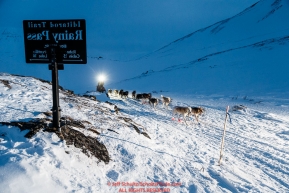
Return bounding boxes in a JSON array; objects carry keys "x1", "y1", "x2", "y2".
[
  {"x1": 142, "y1": 93, "x2": 151, "y2": 99},
  {"x1": 172, "y1": 106, "x2": 192, "y2": 125},
  {"x1": 136, "y1": 93, "x2": 151, "y2": 104},
  {"x1": 190, "y1": 107, "x2": 204, "y2": 123},
  {"x1": 119, "y1": 89, "x2": 124, "y2": 98},
  {"x1": 122, "y1": 91, "x2": 129, "y2": 98},
  {"x1": 161, "y1": 95, "x2": 171, "y2": 109},
  {"x1": 132, "y1": 90, "x2": 136, "y2": 99},
  {"x1": 107, "y1": 89, "x2": 112, "y2": 95},
  {"x1": 149, "y1": 98, "x2": 159, "y2": 109}
]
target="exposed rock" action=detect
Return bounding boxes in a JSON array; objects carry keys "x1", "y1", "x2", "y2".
[
  {"x1": 83, "y1": 94, "x2": 97, "y2": 101},
  {"x1": 0, "y1": 79, "x2": 12, "y2": 89},
  {"x1": 118, "y1": 116, "x2": 151, "y2": 139},
  {"x1": 60, "y1": 125, "x2": 109, "y2": 164},
  {"x1": 0, "y1": 117, "x2": 110, "y2": 164},
  {"x1": 0, "y1": 118, "x2": 49, "y2": 138}
]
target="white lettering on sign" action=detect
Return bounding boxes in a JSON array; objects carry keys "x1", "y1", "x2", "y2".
[
  {"x1": 26, "y1": 30, "x2": 83, "y2": 43},
  {"x1": 23, "y1": 19, "x2": 86, "y2": 63},
  {"x1": 32, "y1": 49, "x2": 48, "y2": 59},
  {"x1": 67, "y1": 50, "x2": 76, "y2": 54},
  {"x1": 27, "y1": 31, "x2": 50, "y2": 41},
  {"x1": 50, "y1": 21, "x2": 81, "y2": 28},
  {"x1": 33, "y1": 50, "x2": 47, "y2": 54},
  {"x1": 69, "y1": 54, "x2": 80, "y2": 58},
  {"x1": 59, "y1": 44, "x2": 67, "y2": 48},
  {"x1": 39, "y1": 54, "x2": 47, "y2": 58},
  {"x1": 26, "y1": 21, "x2": 81, "y2": 28},
  {"x1": 52, "y1": 30, "x2": 83, "y2": 43},
  {"x1": 27, "y1": 22, "x2": 47, "y2": 28}
]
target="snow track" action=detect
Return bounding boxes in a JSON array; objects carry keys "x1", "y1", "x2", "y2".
[
  {"x1": 104, "y1": 94, "x2": 289, "y2": 192},
  {"x1": 0, "y1": 74, "x2": 288, "y2": 192}
]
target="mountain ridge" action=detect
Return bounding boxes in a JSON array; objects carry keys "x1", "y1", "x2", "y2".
[{"x1": 108, "y1": 0, "x2": 289, "y2": 96}]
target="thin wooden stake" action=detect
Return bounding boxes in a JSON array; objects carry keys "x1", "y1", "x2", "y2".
[{"x1": 218, "y1": 106, "x2": 230, "y2": 166}]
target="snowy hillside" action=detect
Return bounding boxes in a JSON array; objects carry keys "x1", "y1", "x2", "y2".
[
  {"x1": 0, "y1": 0, "x2": 289, "y2": 192},
  {"x1": 1, "y1": 73, "x2": 289, "y2": 192},
  {"x1": 142, "y1": 0, "x2": 289, "y2": 65},
  {"x1": 108, "y1": 0, "x2": 289, "y2": 96}
]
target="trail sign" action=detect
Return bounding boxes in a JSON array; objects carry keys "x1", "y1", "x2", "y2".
[
  {"x1": 23, "y1": 19, "x2": 87, "y2": 64},
  {"x1": 23, "y1": 19, "x2": 87, "y2": 130}
]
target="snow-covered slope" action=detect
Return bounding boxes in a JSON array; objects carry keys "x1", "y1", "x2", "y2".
[
  {"x1": 113, "y1": 35, "x2": 289, "y2": 96},
  {"x1": 1, "y1": 73, "x2": 289, "y2": 192},
  {"x1": 108, "y1": 0, "x2": 289, "y2": 97},
  {"x1": 143, "y1": 0, "x2": 289, "y2": 65}
]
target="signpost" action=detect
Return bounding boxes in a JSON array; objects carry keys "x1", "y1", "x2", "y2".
[{"x1": 23, "y1": 19, "x2": 87, "y2": 130}]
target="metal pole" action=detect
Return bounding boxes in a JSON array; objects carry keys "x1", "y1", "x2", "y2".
[{"x1": 50, "y1": 48, "x2": 61, "y2": 131}]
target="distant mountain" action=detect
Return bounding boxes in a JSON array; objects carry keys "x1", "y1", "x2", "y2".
[
  {"x1": 135, "y1": 0, "x2": 288, "y2": 67},
  {"x1": 110, "y1": 0, "x2": 289, "y2": 97},
  {"x1": 0, "y1": 0, "x2": 288, "y2": 96}
]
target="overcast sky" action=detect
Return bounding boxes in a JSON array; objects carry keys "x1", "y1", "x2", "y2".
[{"x1": 1, "y1": 0, "x2": 259, "y2": 59}]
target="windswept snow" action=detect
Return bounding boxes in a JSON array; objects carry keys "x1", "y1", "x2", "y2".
[{"x1": 0, "y1": 74, "x2": 289, "y2": 192}]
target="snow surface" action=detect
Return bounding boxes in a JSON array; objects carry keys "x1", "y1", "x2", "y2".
[
  {"x1": 0, "y1": 73, "x2": 289, "y2": 193},
  {"x1": 1, "y1": 0, "x2": 289, "y2": 192}
]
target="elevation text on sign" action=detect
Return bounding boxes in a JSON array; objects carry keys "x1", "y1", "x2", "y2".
[{"x1": 23, "y1": 19, "x2": 87, "y2": 64}]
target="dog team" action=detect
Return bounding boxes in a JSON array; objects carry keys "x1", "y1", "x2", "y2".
[{"x1": 107, "y1": 89, "x2": 204, "y2": 125}]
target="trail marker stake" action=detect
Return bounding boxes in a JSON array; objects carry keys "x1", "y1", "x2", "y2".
[{"x1": 218, "y1": 106, "x2": 230, "y2": 166}]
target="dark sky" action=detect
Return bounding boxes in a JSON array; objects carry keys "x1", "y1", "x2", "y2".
[
  {"x1": 0, "y1": 0, "x2": 260, "y2": 93},
  {"x1": 1, "y1": 0, "x2": 259, "y2": 59}
]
